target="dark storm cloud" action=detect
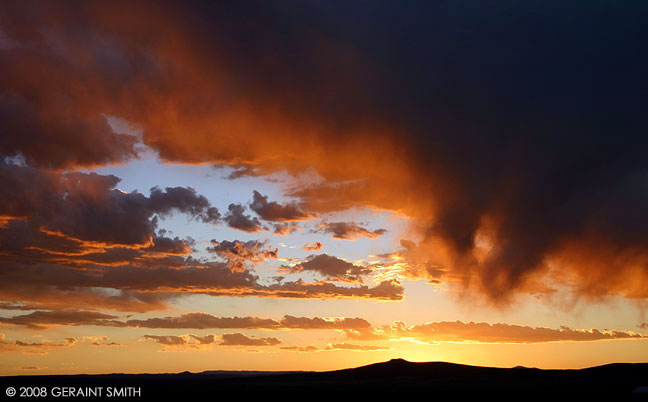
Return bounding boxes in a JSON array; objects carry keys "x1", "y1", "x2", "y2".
[
  {"x1": 318, "y1": 221, "x2": 387, "y2": 240},
  {"x1": 0, "y1": 96, "x2": 139, "y2": 170},
  {"x1": 223, "y1": 204, "x2": 264, "y2": 233},
  {"x1": 0, "y1": 1, "x2": 646, "y2": 302},
  {"x1": 249, "y1": 190, "x2": 314, "y2": 222}
]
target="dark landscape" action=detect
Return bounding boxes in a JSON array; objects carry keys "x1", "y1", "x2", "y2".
[{"x1": 2, "y1": 359, "x2": 648, "y2": 400}]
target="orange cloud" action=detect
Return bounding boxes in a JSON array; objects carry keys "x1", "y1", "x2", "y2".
[
  {"x1": 220, "y1": 333, "x2": 281, "y2": 347},
  {"x1": 303, "y1": 242, "x2": 323, "y2": 251},
  {"x1": 343, "y1": 321, "x2": 647, "y2": 344}
]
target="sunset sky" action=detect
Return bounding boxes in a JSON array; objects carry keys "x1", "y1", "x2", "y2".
[{"x1": 1, "y1": 1, "x2": 647, "y2": 375}]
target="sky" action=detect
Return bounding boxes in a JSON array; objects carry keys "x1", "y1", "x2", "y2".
[{"x1": 1, "y1": 0, "x2": 647, "y2": 375}]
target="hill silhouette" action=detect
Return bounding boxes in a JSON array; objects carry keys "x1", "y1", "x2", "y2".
[{"x1": 2, "y1": 359, "x2": 648, "y2": 400}]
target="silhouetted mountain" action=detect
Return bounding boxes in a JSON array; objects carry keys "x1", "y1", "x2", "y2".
[{"x1": 2, "y1": 359, "x2": 648, "y2": 400}]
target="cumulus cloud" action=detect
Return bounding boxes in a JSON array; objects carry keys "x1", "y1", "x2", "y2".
[
  {"x1": 250, "y1": 190, "x2": 314, "y2": 222},
  {"x1": 142, "y1": 335, "x2": 188, "y2": 346},
  {"x1": 0, "y1": 162, "x2": 219, "y2": 247},
  {"x1": 272, "y1": 223, "x2": 301, "y2": 236},
  {"x1": 280, "y1": 254, "x2": 372, "y2": 283},
  {"x1": 220, "y1": 333, "x2": 281, "y2": 346},
  {"x1": 318, "y1": 222, "x2": 387, "y2": 240},
  {"x1": 223, "y1": 204, "x2": 264, "y2": 233},
  {"x1": 143, "y1": 333, "x2": 281, "y2": 347},
  {"x1": 208, "y1": 239, "x2": 278, "y2": 272},
  {"x1": 141, "y1": 333, "x2": 216, "y2": 348}
]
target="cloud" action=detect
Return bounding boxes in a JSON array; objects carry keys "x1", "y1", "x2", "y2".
[
  {"x1": 223, "y1": 204, "x2": 264, "y2": 233},
  {"x1": 143, "y1": 236, "x2": 195, "y2": 256},
  {"x1": 126, "y1": 313, "x2": 371, "y2": 330},
  {"x1": 318, "y1": 222, "x2": 387, "y2": 240},
  {"x1": 143, "y1": 332, "x2": 280, "y2": 348},
  {"x1": 342, "y1": 321, "x2": 647, "y2": 344},
  {"x1": 0, "y1": 302, "x2": 49, "y2": 311},
  {"x1": 0, "y1": 310, "x2": 118, "y2": 330},
  {"x1": 0, "y1": 310, "x2": 373, "y2": 331},
  {"x1": 190, "y1": 334, "x2": 215, "y2": 345},
  {"x1": 148, "y1": 186, "x2": 220, "y2": 224},
  {"x1": 258, "y1": 279, "x2": 403, "y2": 300},
  {"x1": 279, "y1": 345, "x2": 319, "y2": 353},
  {"x1": 142, "y1": 333, "x2": 217, "y2": 348},
  {"x1": 278, "y1": 315, "x2": 370, "y2": 330},
  {"x1": 0, "y1": 159, "x2": 404, "y2": 310},
  {"x1": 124, "y1": 314, "x2": 281, "y2": 330},
  {"x1": 208, "y1": 239, "x2": 278, "y2": 272},
  {"x1": 220, "y1": 333, "x2": 281, "y2": 346},
  {"x1": 0, "y1": 258, "x2": 402, "y2": 314},
  {"x1": 1, "y1": 335, "x2": 77, "y2": 353},
  {"x1": 279, "y1": 343, "x2": 389, "y2": 352},
  {"x1": 272, "y1": 223, "x2": 301, "y2": 236},
  {"x1": 280, "y1": 254, "x2": 372, "y2": 283},
  {"x1": 372, "y1": 239, "x2": 450, "y2": 283},
  {"x1": 89, "y1": 341, "x2": 121, "y2": 347},
  {"x1": 0, "y1": 162, "x2": 220, "y2": 247},
  {"x1": 325, "y1": 343, "x2": 390, "y2": 351},
  {"x1": 142, "y1": 335, "x2": 188, "y2": 346},
  {"x1": 1, "y1": 1, "x2": 645, "y2": 303},
  {"x1": 303, "y1": 241, "x2": 322, "y2": 251},
  {"x1": 250, "y1": 190, "x2": 314, "y2": 222}
]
